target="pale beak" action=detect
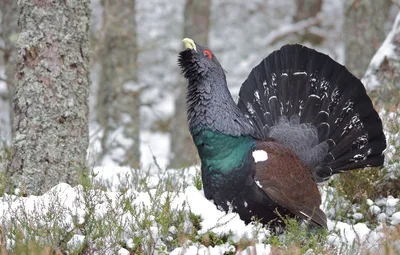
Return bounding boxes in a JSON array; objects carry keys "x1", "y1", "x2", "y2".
[{"x1": 182, "y1": 38, "x2": 196, "y2": 52}]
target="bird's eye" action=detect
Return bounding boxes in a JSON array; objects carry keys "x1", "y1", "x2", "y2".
[{"x1": 203, "y1": 49, "x2": 213, "y2": 60}]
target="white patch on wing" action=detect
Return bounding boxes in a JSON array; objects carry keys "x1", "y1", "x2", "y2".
[
  {"x1": 253, "y1": 150, "x2": 268, "y2": 163},
  {"x1": 255, "y1": 180, "x2": 263, "y2": 188}
]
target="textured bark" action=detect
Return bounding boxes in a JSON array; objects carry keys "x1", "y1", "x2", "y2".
[
  {"x1": 9, "y1": 0, "x2": 90, "y2": 195},
  {"x1": 169, "y1": 0, "x2": 211, "y2": 168},
  {"x1": 96, "y1": 0, "x2": 140, "y2": 167},
  {"x1": 294, "y1": 0, "x2": 322, "y2": 21},
  {"x1": 344, "y1": 0, "x2": 392, "y2": 79},
  {"x1": 293, "y1": 0, "x2": 323, "y2": 44},
  {"x1": 0, "y1": 0, "x2": 19, "y2": 141}
]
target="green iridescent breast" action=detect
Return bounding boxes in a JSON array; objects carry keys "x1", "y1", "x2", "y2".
[{"x1": 191, "y1": 127, "x2": 255, "y2": 173}]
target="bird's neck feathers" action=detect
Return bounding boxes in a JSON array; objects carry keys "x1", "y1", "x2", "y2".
[
  {"x1": 186, "y1": 72, "x2": 255, "y2": 137},
  {"x1": 180, "y1": 44, "x2": 259, "y2": 174}
]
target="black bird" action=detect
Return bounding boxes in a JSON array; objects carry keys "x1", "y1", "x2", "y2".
[{"x1": 178, "y1": 38, "x2": 386, "y2": 229}]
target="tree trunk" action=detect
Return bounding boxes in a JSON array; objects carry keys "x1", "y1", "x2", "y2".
[
  {"x1": 0, "y1": 0, "x2": 18, "y2": 177},
  {"x1": 169, "y1": 0, "x2": 211, "y2": 168},
  {"x1": 0, "y1": 0, "x2": 19, "y2": 141},
  {"x1": 8, "y1": 0, "x2": 90, "y2": 195},
  {"x1": 363, "y1": 12, "x2": 400, "y2": 103},
  {"x1": 0, "y1": 0, "x2": 19, "y2": 140},
  {"x1": 294, "y1": 0, "x2": 321, "y2": 21},
  {"x1": 293, "y1": 0, "x2": 323, "y2": 44},
  {"x1": 96, "y1": 0, "x2": 140, "y2": 167},
  {"x1": 344, "y1": 0, "x2": 392, "y2": 79}
]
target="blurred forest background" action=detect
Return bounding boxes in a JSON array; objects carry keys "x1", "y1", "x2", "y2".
[
  {"x1": 0, "y1": 0, "x2": 399, "y2": 194},
  {"x1": 1, "y1": 1, "x2": 400, "y2": 254}
]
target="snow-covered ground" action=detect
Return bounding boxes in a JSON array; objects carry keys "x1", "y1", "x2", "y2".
[{"x1": 1, "y1": 162, "x2": 399, "y2": 254}]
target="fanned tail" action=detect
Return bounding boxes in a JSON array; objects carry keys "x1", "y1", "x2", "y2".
[{"x1": 238, "y1": 44, "x2": 386, "y2": 182}]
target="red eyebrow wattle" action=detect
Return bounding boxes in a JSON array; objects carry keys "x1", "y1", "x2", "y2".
[{"x1": 203, "y1": 49, "x2": 213, "y2": 60}]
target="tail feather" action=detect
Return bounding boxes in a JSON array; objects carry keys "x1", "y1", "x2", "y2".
[{"x1": 238, "y1": 44, "x2": 386, "y2": 182}]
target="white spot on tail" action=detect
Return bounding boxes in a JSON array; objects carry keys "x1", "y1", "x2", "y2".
[
  {"x1": 246, "y1": 102, "x2": 256, "y2": 115},
  {"x1": 253, "y1": 150, "x2": 268, "y2": 163},
  {"x1": 268, "y1": 96, "x2": 277, "y2": 102},
  {"x1": 254, "y1": 90, "x2": 261, "y2": 104},
  {"x1": 294, "y1": 71, "x2": 307, "y2": 76},
  {"x1": 308, "y1": 94, "x2": 320, "y2": 99},
  {"x1": 352, "y1": 153, "x2": 367, "y2": 162},
  {"x1": 263, "y1": 80, "x2": 267, "y2": 88},
  {"x1": 318, "y1": 110, "x2": 329, "y2": 116},
  {"x1": 353, "y1": 134, "x2": 368, "y2": 149}
]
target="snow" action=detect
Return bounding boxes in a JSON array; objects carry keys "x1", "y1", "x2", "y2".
[
  {"x1": 1, "y1": 164, "x2": 399, "y2": 254},
  {"x1": 386, "y1": 196, "x2": 399, "y2": 207},
  {"x1": 391, "y1": 212, "x2": 400, "y2": 225},
  {"x1": 67, "y1": 234, "x2": 86, "y2": 251},
  {"x1": 369, "y1": 205, "x2": 381, "y2": 215},
  {"x1": 352, "y1": 212, "x2": 364, "y2": 220},
  {"x1": 327, "y1": 221, "x2": 371, "y2": 245},
  {"x1": 170, "y1": 244, "x2": 235, "y2": 255},
  {"x1": 118, "y1": 248, "x2": 131, "y2": 255}
]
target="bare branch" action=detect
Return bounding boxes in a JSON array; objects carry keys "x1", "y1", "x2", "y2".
[
  {"x1": 307, "y1": 26, "x2": 330, "y2": 41},
  {"x1": 0, "y1": 76, "x2": 8, "y2": 83},
  {"x1": 392, "y1": 0, "x2": 400, "y2": 8},
  {"x1": 264, "y1": 13, "x2": 323, "y2": 46}
]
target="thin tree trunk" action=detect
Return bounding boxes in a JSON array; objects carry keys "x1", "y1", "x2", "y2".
[
  {"x1": 293, "y1": 0, "x2": 323, "y2": 44},
  {"x1": 363, "y1": 12, "x2": 400, "y2": 103},
  {"x1": 344, "y1": 0, "x2": 392, "y2": 78},
  {"x1": 0, "y1": 0, "x2": 19, "y2": 140},
  {"x1": 8, "y1": 0, "x2": 91, "y2": 195},
  {"x1": 169, "y1": 0, "x2": 211, "y2": 168},
  {"x1": 96, "y1": 0, "x2": 140, "y2": 167}
]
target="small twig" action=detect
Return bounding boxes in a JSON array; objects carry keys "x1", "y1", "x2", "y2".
[
  {"x1": 149, "y1": 146, "x2": 163, "y2": 173},
  {"x1": 202, "y1": 212, "x2": 238, "y2": 233}
]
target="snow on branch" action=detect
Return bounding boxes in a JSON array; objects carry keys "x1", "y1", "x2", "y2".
[
  {"x1": 362, "y1": 11, "x2": 400, "y2": 90},
  {"x1": 264, "y1": 13, "x2": 323, "y2": 46}
]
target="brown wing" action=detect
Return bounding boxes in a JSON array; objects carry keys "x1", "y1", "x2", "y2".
[{"x1": 254, "y1": 140, "x2": 327, "y2": 228}]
